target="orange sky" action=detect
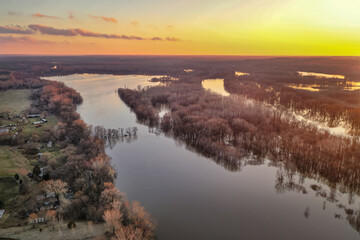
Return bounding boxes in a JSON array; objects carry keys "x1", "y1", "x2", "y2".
[{"x1": 0, "y1": 0, "x2": 359, "y2": 55}]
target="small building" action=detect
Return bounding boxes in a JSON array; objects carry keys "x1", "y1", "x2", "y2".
[
  {"x1": 39, "y1": 167, "x2": 47, "y2": 178},
  {"x1": 29, "y1": 217, "x2": 45, "y2": 224},
  {"x1": 0, "y1": 209, "x2": 5, "y2": 219},
  {"x1": 32, "y1": 121, "x2": 43, "y2": 125},
  {"x1": 47, "y1": 141, "x2": 53, "y2": 148},
  {"x1": 27, "y1": 114, "x2": 40, "y2": 118},
  {"x1": 41, "y1": 118, "x2": 47, "y2": 123}
]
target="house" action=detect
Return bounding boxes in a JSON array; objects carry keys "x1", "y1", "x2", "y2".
[
  {"x1": 29, "y1": 217, "x2": 45, "y2": 224},
  {"x1": 32, "y1": 121, "x2": 43, "y2": 125},
  {"x1": 39, "y1": 167, "x2": 47, "y2": 178},
  {"x1": 41, "y1": 118, "x2": 47, "y2": 123},
  {"x1": 0, "y1": 209, "x2": 5, "y2": 219},
  {"x1": 47, "y1": 141, "x2": 53, "y2": 148},
  {"x1": 27, "y1": 114, "x2": 40, "y2": 118}
]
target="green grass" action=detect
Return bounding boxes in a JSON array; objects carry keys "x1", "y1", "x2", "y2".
[
  {"x1": 0, "y1": 89, "x2": 31, "y2": 115},
  {"x1": 0, "y1": 180, "x2": 18, "y2": 206},
  {"x1": 0, "y1": 146, "x2": 32, "y2": 207},
  {"x1": 0, "y1": 146, "x2": 31, "y2": 178},
  {"x1": 22, "y1": 115, "x2": 59, "y2": 136}
]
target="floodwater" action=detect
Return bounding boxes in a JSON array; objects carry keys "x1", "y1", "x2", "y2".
[
  {"x1": 340, "y1": 81, "x2": 360, "y2": 91},
  {"x1": 235, "y1": 71, "x2": 250, "y2": 76},
  {"x1": 298, "y1": 71, "x2": 345, "y2": 79},
  {"x1": 286, "y1": 84, "x2": 322, "y2": 92},
  {"x1": 46, "y1": 74, "x2": 360, "y2": 240},
  {"x1": 202, "y1": 79, "x2": 230, "y2": 96}
]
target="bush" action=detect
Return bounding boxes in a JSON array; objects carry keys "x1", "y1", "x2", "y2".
[{"x1": 68, "y1": 221, "x2": 76, "y2": 229}]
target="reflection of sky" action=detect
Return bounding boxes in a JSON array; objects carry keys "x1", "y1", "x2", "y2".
[
  {"x1": 298, "y1": 71, "x2": 345, "y2": 79},
  {"x1": 202, "y1": 78, "x2": 230, "y2": 96},
  {"x1": 46, "y1": 74, "x2": 360, "y2": 240},
  {"x1": 235, "y1": 71, "x2": 250, "y2": 76},
  {"x1": 287, "y1": 84, "x2": 321, "y2": 92}
]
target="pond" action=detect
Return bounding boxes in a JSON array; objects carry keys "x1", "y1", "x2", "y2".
[
  {"x1": 235, "y1": 71, "x2": 250, "y2": 76},
  {"x1": 202, "y1": 78, "x2": 230, "y2": 96},
  {"x1": 46, "y1": 74, "x2": 360, "y2": 240}
]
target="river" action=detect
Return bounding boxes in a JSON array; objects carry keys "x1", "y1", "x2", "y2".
[{"x1": 46, "y1": 74, "x2": 360, "y2": 240}]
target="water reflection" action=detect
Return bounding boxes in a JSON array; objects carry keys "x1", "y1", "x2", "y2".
[
  {"x1": 340, "y1": 81, "x2": 360, "y2": 91},
  {"x1": 298, "y1": 71, "x2": 345, "y2": 79},
  {"x1": 202, "y1": 79, "x2": 230, "y2": 96},
  {"x1": 286, "y1": 84, "x2": 322, "y2": 92},
  {"x1": 235, "y1": 71, "x2": 250, "y2": 76}
]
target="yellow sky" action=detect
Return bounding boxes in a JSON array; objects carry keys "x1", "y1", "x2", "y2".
[{"x1": 0, "y1": 0, "x2": 359, "y2": 55}]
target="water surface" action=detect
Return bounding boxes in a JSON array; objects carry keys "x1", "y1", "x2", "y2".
[
  {"x1": 202, "y1": 79, "x2": 230, "y2": 96},
  {"x1": 46, "y1": 74, "x2": 360, "y2": 240},
  {"x1": 298, "y1": 71, "x2": 345, "y2": 79}
]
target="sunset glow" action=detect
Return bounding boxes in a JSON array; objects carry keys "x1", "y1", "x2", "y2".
[{"x1": 0, "y1": 0, "x2": 360, "y2": 55}]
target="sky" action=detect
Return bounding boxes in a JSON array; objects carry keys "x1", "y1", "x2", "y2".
[{"x1": 0, "y1": 0, "x2": 359, "y2": 55}]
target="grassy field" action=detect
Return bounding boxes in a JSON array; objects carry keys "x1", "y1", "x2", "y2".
[
  {"x1": 0, "y1": 146, "x2": 31, "y2": 207},
  {"x1": 0, "y1": 221, "x2": 106, "y2": 240},
  {"x1": 0, "y1": 146, "x2": 31, "y2": 178},
  {"x1": 0, "y1": 179, "x2": 18, "y2": 206},
  {"x1": 22, "y1": 115, "x2": 59, "y2": 136},
  {"x1": 0, "y1": 89, "x2": 31, "y2": 115}
]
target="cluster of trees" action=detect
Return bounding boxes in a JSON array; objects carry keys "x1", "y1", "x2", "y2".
[
  {"x1": 0, "y1": 72, "x2": 45, "y2": 90},
  {"x1": 28, "y1": 79, "x2": 155, "y2": 239},
  {"x1": 118, "y1": 82, "x2": 360, "y2": 194}
]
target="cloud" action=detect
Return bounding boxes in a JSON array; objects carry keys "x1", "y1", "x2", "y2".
[
  {"x1": 131, "y1": 21, "x2": 139, "y2": 26},
  {"x1": 166, "y1": 37, "x2": 181, "y2": 41},
  {"x1": 0, "y1": 26, "x2": 33, "y2": 34},
  {"x1": 74, "y1": 28, "x2": 144, "y2": 40},
  {"x1": 32, "y1": 13, "x2": 61, "y2": 19},
  {"x1": 0, "y1": 24, "x2": 182, "y2": 42},
  {"x1": 0, "y1": 35, "x2": 52, "y2": 44},
  {"x1": 28, "y1": 25, "x2": 77, "y2": 36},
  {"x1": 151, "y1": 37, "x2": 163, "y2": 41},
  {"x1": 8, "y1": 11, "x2": 22, "y2": 16},
  {"x1": 88, "y1": 15, "x2": 118, "y2": 23},
  {"x1": 27, "y1": 24, "x2": 144, "y2": 40}
]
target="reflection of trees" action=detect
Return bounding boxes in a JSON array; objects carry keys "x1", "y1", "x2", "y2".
[{"x1": 88, "y1": 125, "x2": 139, "y2": 149}]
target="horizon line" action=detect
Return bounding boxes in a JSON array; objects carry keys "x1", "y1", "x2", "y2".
[{"x1": 0, "y1": 54, "x2": 360, "y2": 58}]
